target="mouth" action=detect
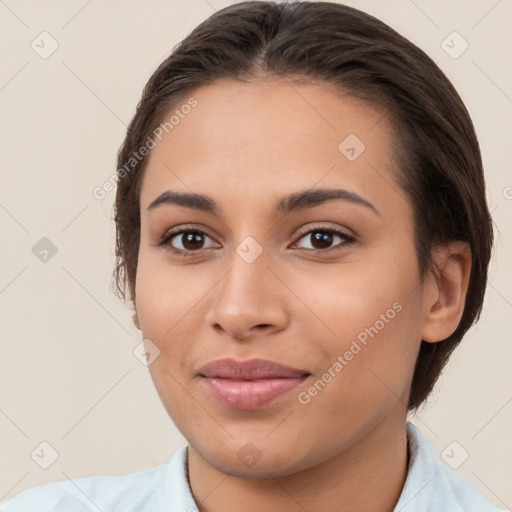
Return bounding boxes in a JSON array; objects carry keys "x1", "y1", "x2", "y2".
[{"x1": 197, "y1": 358, "x2": 310, "y2": 410}]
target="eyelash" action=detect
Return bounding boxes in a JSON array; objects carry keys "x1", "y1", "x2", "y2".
[{"x1": 156, "y1": 223, "x2": 356, "y2": 257}]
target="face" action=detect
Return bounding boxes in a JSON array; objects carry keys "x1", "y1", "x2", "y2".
[{"x1": 135, "y1": 78, "x2": 427, "y2": 477}]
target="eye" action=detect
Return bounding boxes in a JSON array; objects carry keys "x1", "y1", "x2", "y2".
[
  {"x1": 156, "y1": 224, "x2": 355, "y2": 256},
  {"x1": 157, "y1": 227, "x2": 218, "y2": 255},
  {"x1": 292, "y1": 225, "x2": 355, "y2": 253}
]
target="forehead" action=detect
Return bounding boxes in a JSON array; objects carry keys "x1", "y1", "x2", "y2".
[{"x1": 139, "y1": 78, "x2": 404, "y2": 218}]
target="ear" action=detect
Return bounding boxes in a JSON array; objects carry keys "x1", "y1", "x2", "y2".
[
  {"x1": 421, "y1": 241, "x2": 472, "y2": 343},
  {"x1": 132, "y1": 307, "x2": 141, "y2": 330}
]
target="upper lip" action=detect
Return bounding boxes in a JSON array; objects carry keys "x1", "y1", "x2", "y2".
[{"x1": 198, "y1": 358, "x2": 310, "y2": 380}]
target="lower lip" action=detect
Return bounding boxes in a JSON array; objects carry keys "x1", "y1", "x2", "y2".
[{"x1": 200, "y1": 377, "x2": 306, "y2": 409}]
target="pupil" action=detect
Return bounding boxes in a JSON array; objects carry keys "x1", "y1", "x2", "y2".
[
  {"x1": 183, "y1": 232, "x2": 204, "y2": 250},
  {"x1": 312, "y1": 231, "x2": 333, "y2": 249}
]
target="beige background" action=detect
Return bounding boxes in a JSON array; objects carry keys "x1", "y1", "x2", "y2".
[{"x1": 1, "y1": 0, "x2": 511, "y2": 508}]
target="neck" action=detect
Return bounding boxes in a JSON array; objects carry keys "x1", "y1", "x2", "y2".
[{"x1": 187, "y1": 413, "x2": 410, "y2": 512}]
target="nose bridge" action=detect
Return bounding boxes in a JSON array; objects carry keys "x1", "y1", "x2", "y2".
[
  {"x1": 218, "y1": 244, "x2": 273, "y2": 312},
  {"x1": 207, "y1": 240, "x2": 288, "y2": 338}
]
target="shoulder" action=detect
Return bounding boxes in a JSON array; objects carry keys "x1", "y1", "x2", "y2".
[
  {"x1": 0, "y1": 450, "x2": 184, "y2": 512},
  {"x1": 397, "y1": 422, "x2": 506, "y2": 512}
]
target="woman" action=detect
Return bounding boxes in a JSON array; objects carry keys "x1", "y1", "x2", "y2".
[{"x1": 2, "y1": 1, "x2": 504, "y2": 511}]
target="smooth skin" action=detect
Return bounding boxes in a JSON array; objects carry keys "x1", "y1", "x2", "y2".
[{"x1": 132, "y1": 77, "x2": 471, "y2": 512}]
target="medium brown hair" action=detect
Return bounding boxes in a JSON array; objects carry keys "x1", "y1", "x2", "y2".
[{"x1": 112, "y1": 1, "x2": 493, "y2": 411}]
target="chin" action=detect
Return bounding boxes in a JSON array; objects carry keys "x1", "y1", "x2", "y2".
[{"x1": 191, "y1": 434, "x2": 317, "y2": 479}]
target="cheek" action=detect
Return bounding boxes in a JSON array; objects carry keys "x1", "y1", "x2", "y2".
[
  {"x1": 294, "y1": 249, "x2": 420, "y2": 343},
  {"x1": 136, "y1": 246, "x2": 202, "y2": 318},
  {"x1": 134, "y1": 255, "x2": 207, "y2": 361},
  {"x1": 134, "y1": 256, "x2": 206, "y2": 424},
  {"x1": 291, "y1": 251, "x2": 423, "y2": 400}
]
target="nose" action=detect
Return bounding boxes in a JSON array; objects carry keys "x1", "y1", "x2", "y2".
[{"x1": 205, "y1": 251, "x2": 289, "y2": 342}]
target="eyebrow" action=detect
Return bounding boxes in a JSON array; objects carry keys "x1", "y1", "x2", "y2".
[{"x1": 147, "y1": 187, "x2": 379, "y2": 217}]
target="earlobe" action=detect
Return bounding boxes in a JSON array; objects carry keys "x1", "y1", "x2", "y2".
[
  {"x1": 132, "y1": 308, "x2": 141, "y2": 330},
  {"x1": 421, "y1": 241, "x2": 472, "y2": 343}
]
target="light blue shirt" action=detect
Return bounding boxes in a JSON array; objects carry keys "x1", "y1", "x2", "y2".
[{"x1": 1, "y1": 422, "x2": 505, "y2": 511}]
